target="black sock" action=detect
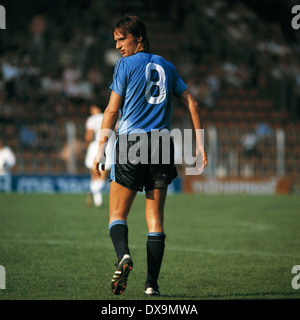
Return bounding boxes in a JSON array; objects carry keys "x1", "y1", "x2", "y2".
[
  {"x1": 146, "y1": 232, "x2": 166, "y2": 288},
  {"x1": 109, "y1": 221, "x2": 130, "y2": 263}
]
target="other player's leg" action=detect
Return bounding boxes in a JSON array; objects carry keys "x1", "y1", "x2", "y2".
[{"x1": 90, "y1": 170, "x2": 106, "y2": 207}]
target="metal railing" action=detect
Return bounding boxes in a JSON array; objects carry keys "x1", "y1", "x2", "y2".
[{"x1": 1, "y1": 120, "x2": 299, "y2": 179}]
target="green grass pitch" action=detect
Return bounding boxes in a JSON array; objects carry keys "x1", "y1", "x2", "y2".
[{"x1": 0, "y1": 192, "x2": 300, "y2": 300}]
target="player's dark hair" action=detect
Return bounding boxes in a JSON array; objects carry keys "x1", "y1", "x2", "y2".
[{"x1": 113, "y1": 15, "x2": 150, "y2": 51}]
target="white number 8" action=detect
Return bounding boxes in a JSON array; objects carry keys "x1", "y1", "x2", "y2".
[{"x1": 145, "y1": 63, "x2": 166, "y2": 104}]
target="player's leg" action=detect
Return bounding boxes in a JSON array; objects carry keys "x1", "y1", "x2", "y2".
[
  {"x1": 144, "y1": 186, "x2": 168, "y2": 296},
  {"x1": 109, "y1": 181, "x2": 137, "y2": 294}
]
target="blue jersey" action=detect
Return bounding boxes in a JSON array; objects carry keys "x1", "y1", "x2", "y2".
[{"x1": 110, "y1": 52, "x2": 187, "y2": 134}]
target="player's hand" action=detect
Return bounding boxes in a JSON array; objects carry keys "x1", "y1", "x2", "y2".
[
  {"x1": 195, "y1": 149, "x2": 207, "y2": 173},
  {"x1": 201, "y1": 149, "x2": 208, "y2": 168},
  {"x1": 93, "y1": 152, "x2": 106, "y2": 177},
  {"x1": 186, "y1": 149, "x2": 207, "y2": 175}
]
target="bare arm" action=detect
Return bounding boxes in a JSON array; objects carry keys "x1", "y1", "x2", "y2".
[
  {"x1": 178, "y1": 90, "x2": 207, "y2": 173},
  {"x1": 84, "y1": 129, "x2": 94, "y2": 149},
  {"x1": 93, "y1": 91, "x2": 123, "y2": 176}
]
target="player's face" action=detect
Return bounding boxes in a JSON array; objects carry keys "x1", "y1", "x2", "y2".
[{"x1": 114, "y1": 29, "x2": 141, "y2": 57}]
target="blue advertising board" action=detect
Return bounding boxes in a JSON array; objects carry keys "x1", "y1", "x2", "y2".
[{"x1": 0, "y1": 174, "x2": 182, "y2": 193}]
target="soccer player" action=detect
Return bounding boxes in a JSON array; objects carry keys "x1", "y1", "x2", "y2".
[
  {"x1": 93, "y1": 16, "x2": 207, "y2": 296},
  {"x1": 84, "y1": 104, "x2": 114, "y2": 207},
  {"x1": 0, "y1": 138, "x2": 16, "y2": 175}
]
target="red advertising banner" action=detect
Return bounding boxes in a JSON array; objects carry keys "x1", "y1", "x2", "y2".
[{"x1": 183, "y1": 176, "x2": 293, "y2": 194}]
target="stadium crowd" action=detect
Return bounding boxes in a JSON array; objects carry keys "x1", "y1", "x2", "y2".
[{"x1": 0, "y1": 0, "x2": 299, "y2": 176}]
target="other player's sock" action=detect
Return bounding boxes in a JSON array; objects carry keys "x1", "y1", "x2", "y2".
[
  {"x1": 93, "y1": 193, "x2": 103, "y2": 207},
  {"x1": 90, "y1": 179, "x2": 105, "y2": 207},
  {"x1": 109, "y1": 220, "x2": 130, "y2": 263},
  {"x1": 145, "y1": 232, "x2": 166, "y2": 289}
]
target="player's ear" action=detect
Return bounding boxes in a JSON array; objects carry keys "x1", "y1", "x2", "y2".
[{"x1": 137, "y1": 35, "x2": 143, "y2": 43}]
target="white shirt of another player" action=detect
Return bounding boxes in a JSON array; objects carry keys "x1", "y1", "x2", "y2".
[
  {"x1": 86, "y1": 113, "x2": 104, "y2": 142},
  {"x1": 0, "y1": 146, "x2": 16, "y2": 175}
]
